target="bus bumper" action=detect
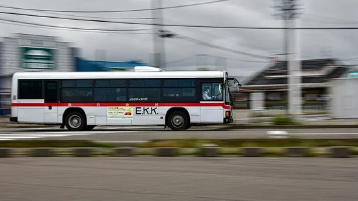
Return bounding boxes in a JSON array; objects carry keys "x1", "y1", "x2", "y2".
[
  {"x1": 224, "y1": 117, "x2": 233, "y2": 124},
  {"x1": 9, "y1": 117, "x2": 18, "y2": 123},
  {"x1": 224, "y1": 110, "x2": 233, "y2": 124}
]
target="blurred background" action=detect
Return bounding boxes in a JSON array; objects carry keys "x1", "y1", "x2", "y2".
[{"x1": 1, "y1": 0, "x2": 358, "y2": 118}]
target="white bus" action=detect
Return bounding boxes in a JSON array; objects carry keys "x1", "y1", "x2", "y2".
[{"x1": 10, "y1": 68, "x2": 240, "y2": 130}]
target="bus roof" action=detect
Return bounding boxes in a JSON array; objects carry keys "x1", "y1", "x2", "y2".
[{"x1": 13, "y1": 71, "x2": 226, "y2": 80}]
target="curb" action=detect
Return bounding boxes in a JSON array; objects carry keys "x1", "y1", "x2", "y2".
[
  {"x1": 113, "y1": 147, "x2": 136, "y2": 157},
  {"x1": 30, "y1": 148, "x2": 55, "y2": 157},
  {"x1": 73, "y1": 147, "x2": 93, "y2": 157},
  {"x1": 156, "y1": 147, "x2": 178, "y2": 157},
  {"x1": 0, "y1": 147, "x2": 356, "y2": 158},
  {"x1": 0, "y1": 148, "x2": 12, "y2": 158}
]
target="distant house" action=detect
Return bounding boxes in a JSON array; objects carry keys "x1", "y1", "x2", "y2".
[{"x1": 233, "y1": 59, "x2": 352, "y2": 109}]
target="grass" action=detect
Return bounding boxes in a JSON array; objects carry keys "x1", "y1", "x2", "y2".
[
  {"x1": 272, "y1": 115, "x2": 298, "y2": 125},
  {"x1": 350, "y1": 148, "x2": 358, "y2": 155}
]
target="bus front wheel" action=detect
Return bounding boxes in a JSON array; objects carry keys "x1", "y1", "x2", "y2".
[
  {"x1": 65, "y1": 111, "x2": 86, "y2": 131},
  {"x1": 168, "y1": 111, "x2": 188, "y2": 131}
]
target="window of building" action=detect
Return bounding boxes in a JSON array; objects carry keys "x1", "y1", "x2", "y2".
[
  {"x1": 267, "y1": 93, "x2": 282, "y2": 101},
  {"x1": 18, "y1": 80, "x2": 43, "y2": 99},
  {"x1": 201, "y1": 83, "x2": 223, "y2": 101}
]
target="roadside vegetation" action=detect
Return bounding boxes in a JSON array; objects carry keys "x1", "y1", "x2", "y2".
[
  {"x1": 138, "y1": 138, "x2": 358, "y2": 148},
  {"x1": 1, "y1": 139, "x2": 358, "y2": 150}
]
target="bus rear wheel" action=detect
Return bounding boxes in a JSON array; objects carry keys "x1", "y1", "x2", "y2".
[
  {"x1": 65, "y1": 111, "x2": 86, "y2": 131},
  {"x1": 168, "y1": 111, "x2": 188, "y2": 131}
]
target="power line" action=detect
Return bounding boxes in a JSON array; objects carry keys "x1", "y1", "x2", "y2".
[
  {"x1": 0, "y1": 0, "x2": 227, "y2": 13},
  {"x1": 4, "y1": 10, "x2": 358, "y2": 29},
  {"x1": 304, "y1": 13, "x2": 358, "y2": 24},
  {"x1": 0, "y1": 17, "x2": 151, "y2": 33},
  {"x1": 43, "y1": 12, "x2": 155, "y2": 20},
  {"x1": 178, "y1": 35, "x2": 269, "y2": 59},
  {"x1": 166, "y1": 18, "x2": 271, "y2": 53},
  {"x1": 166, "y1": 55, "x2": 195, "y2": 65},
  {"x1": 226, "y1": 57, "x2": 270, "y2": 63}
]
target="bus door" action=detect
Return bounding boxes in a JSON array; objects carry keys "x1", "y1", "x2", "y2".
[
  {"x1": 44, "y1": 80, "x2": 59, "y2": 124},
  {"x1": 200, "y1": 82, "x2": 224, "y2": 123}
]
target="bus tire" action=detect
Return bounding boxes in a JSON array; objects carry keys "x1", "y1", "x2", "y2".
[
  {"x1": 187, "y1": 124, "x2": 192, "y2": 129},
  {"x1": 84, "y1": 125, "x2": 96, "y2": 131},
  {"x1": 65, "y1": 111, "x2": 86, "y2": 131},
  {"x1": 168, "y1": 111, "x2": 188, "y2": 131}
]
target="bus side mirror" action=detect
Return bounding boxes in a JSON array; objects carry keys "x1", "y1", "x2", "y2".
[{"x1": 228, "y1": 79, "x2": 241, "y2": 89}]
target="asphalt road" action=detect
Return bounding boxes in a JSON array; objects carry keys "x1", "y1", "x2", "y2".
[
  {"x1": 2, "y1": 126, "x2": 358, "y2": 141},
  {"x1": 0, "y1": 157, "x2": 357, "y2": 201}
]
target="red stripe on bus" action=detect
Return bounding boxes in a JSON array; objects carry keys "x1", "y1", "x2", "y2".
[{"x1": 11, "y1": 102, "x2": 231, "y2": 109}]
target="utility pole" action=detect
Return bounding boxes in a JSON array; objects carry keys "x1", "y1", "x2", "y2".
[
  {"x1": 151, "y1": 0, "x2": 165, "y2": 69},
  {"x1": 273, "y1": 0, "x2": 302, "y2": 119},
  {"x1": 151, "y1": 0, "x2": 175, "y2": 69}
]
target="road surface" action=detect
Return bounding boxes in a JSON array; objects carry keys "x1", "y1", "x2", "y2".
[
  {"x1": 0, "y1": 157, "x2": 357, "y2": 201},
  {"x1": 1, "y1": 126, "x2": 358, "y2": 141}
]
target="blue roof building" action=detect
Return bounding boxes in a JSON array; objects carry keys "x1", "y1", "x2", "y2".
[{"x1": 76, "y1": 58, "x2": 148, "y2": 72}]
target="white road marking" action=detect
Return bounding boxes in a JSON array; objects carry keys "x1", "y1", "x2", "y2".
[
  {"x1": 0, "y1": 131, "x2": 139, "y2": 141},
  {"x1": 267, "y1": 131, "x2": 288, "y2": 138},
  {"x1": 294, "y1": 133, "x2": 358, "y2": 135}
]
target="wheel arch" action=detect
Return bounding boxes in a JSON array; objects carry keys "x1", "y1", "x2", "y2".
[
  {"x1": 165, "y1": 107, "x2": 190, "y2": 126},
  {"x1": 62, "y1": 107, "x2": 87, "y2": 125}
]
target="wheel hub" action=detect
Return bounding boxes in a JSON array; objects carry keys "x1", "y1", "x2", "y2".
[
  {"x1": 172, "y1": 115, "x2": 184, "y2": 128},
  {"x1": 69, "y1": 115, "x2": 81, "y2": 128}
]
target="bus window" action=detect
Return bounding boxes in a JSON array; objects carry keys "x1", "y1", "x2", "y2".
[
  {"x1": 201, "y1": 83, "x2": 223, "y2": 101},
  {"x1": 94, "y1": 88, "x2": 126, "y2": 102},
  {"x1": 128, "y1": 88, "x2": 160, "y2": 102},
  {"x1": 61, "y1": 88, "x2": 93, "y2": 102},
  {"x1": 95, "y1": 80, "x2": 127, "y2": 87},
  {"x1": 129, "y1": 80, "x2": 160, "y2": 88},
  {"x1": 18, "y1": 80, "x2": 43, "y2": 99},
  {"x1": 163, "y1": 88, "x2": 196, "y2": 102}
]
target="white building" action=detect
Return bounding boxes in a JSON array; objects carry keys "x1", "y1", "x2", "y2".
[{"x1": 0, "y1": 33, "x2": 78, "y2": 115}]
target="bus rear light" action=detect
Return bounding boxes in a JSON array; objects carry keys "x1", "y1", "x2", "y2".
[{"x1": 225, "y1": 111, "x2": 230, "y2": 117}]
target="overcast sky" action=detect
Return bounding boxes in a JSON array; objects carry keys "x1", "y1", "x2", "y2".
[{"x1": 1, "y1": 0, "x2": 358, "y2": 77}]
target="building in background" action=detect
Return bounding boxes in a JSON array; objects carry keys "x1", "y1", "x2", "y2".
[
  {"x1": 0, "y1": 34, "x2": 151, "y2": 115},
  {"x1": 75, "y1": 58, "x2": 148, "y2": 72},
  {"x1": 233, "y1": 59, "x2": 352, "y2": 111},
  {"x1": 0, "y1": 34, "x2": 78, "y2": 115}
]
